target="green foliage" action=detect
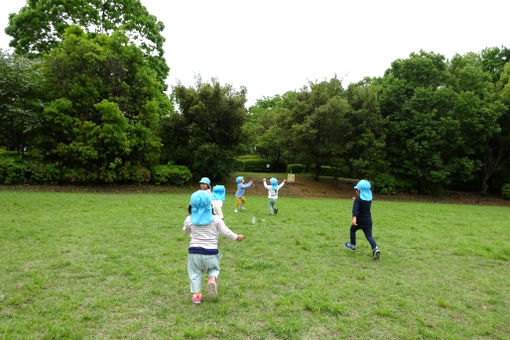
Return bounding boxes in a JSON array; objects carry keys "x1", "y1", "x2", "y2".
[
  {"x1": 0, "y1": 50, "x2": 44, "y2": 153},
  {"x1": 151, "y1": 164, "x2": 192, "y2": 185},
  {"x1": 236, "y1": 156, "x2": 271, "y2": 172},
  {"x1": 502, "y1": 183, "x2": 510, "y2": 200},
  {"x1": 161, "y1": 79, "x2": 248, "y2": 179},
  {"x1": 319, "y1": 165, "x2": 341, "y2": 177},
  {"x1": 374, "y1": 173, "x2": 397, "y2": 195},
  {"x1": 34, "y1": 26, "x2": 168, "y2": 183},
  {"x1": 0, "y1": 155, "x2": 60, "y2": 184},
  {"x1": 287, "y1": 164, "x2": 306, "y2": 173},
  {"x1": 5, "y1": 0, "x2": 169, "y2": 85}
]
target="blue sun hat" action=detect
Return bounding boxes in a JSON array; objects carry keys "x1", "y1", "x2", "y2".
[
  {"x1": 354, "y1": 179, "x2": 373, "y2": 201},
  {"x1": 212, "y1": 185, "x2": 226, "y2": 201},
  {"x1": 236, "y1": 176, "x2": 244, "y2": 184},
  {"x1": 199, "y1": 177, "x2": 211, "y2": 185},
  {"x1": 189, "y1": 190, "x2": 214, "y2": 225},
  {"x1": 269, "y1": 177, "x2": 278, "y2": 190}
]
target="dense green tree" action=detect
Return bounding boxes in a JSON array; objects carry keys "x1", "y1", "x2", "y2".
[
  {"x1": 242, "y1": 95, "x2": 287, "y2": 171},
  {"x1": 36, "y1": 26, "x2": 169, "y2": 182},
  {"x1": 5, "y1": 0, "x2": 168, "y2": 85},
  {"x1": 161, "y1": 79, "x2": 248, "y2": 180},
  {"x1": 0, "y1": 49, "x2": 43, "y2": 154},
  {"x1": 344, "y1": 79, "x2": 387, "y2": 179},
  {"x1": 281, "y1": 77, "x2": 349, "y2": 180}
]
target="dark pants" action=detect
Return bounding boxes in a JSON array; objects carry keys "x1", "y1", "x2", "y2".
[{"x1": 350, "y1": 224, "x2": 377, "y2": 250}]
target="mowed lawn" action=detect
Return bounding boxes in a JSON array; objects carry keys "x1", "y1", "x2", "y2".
[{"x1": 1, "y1": 190, "x2": 509, "y2": 339}]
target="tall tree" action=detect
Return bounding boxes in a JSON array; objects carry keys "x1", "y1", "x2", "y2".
[
  {"x1": 161, "y1": 79, "x2": 248, "y2": 180},
  {"x1": 37, "y1": 26, "x2": 169, "y2": 182},
  {"x1": 5, "y1": 0, "x2": 168, "y2": 85},
  {"x1": 281, "y1": 77, "x2": 349, "y2": 180},
  {"x1": 0, "y1": 49, "x2": 43, "y2": 154}
]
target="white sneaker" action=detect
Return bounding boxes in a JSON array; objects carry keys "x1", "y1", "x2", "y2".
[
  {"x1": 234, "y1": 209, "x2": 238, "y2": 213},
  {"x1": 240, "y1": 206, "x2": 245, "y2": 210}
]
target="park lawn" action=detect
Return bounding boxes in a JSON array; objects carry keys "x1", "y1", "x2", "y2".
[{"x1": 0, "y1": 190, "x2": 509, "y2": 339}]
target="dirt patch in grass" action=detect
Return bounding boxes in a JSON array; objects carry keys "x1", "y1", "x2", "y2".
[{"x1": 2, "y1": 174, "x2": 509, "y2": 206}]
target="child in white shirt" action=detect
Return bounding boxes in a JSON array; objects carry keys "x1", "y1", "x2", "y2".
[
  {"x1": 211, "y1": 185, "x2": 226, "y2": 219},
  {"x1": 263, "y1": 177, "x2": 286, "y2": 215},
  {"x1": 183, "y1": 190, "x2": 244, "y2": 304}
]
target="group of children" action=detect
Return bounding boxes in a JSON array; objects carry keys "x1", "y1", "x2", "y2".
[{"x1": 183, "y1": 176, "x2": 380, "y2": 304}]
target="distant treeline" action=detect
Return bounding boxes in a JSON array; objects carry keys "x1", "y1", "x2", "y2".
[{"x1": 0, "y1": 1, "x2": 509, "y2": 195}]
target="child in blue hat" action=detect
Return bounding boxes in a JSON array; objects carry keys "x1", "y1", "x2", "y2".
[
  {"x1": 211, "y1": 185, "x2": 226, "y2": 219},
  {"x1": 183, "y1": 190, "x2": 244, "y2": 304},
  {"x1": 234, "y1": 176, "x2": 253, "y2": 213},
  {"x1": 199, "y1": 177, "x2": 212, "y2": 195},
  {"x1": 344, "y1": 180, "x2": 381, "y2": 259},
  {"x1": 263, "y1": 177, "x2": 286, "y2": 215}
]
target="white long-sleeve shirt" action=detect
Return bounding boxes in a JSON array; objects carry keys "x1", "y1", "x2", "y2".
[
  {"x1": 183, "y1": 215, "x2": 237, "y2": 250},
  {"x1": 263, "y1": 180, "x2": 285, "y2": 199}
]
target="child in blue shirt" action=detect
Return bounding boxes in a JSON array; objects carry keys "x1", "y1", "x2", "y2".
[
  {"x1": 234, "y1": 176, "x2": 253, "y2": 213},
  {"x1": 344, "y1": 180, "x2": 381, "y2": 260}
]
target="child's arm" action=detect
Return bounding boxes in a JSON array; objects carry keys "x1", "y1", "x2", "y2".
[
  {"x1": 183, "y1": 216, "x2": 192, "y2": 235},
  {"x1": 216, "y1": 218, "x2": 243, "y2": 241},
  {"x1": 262, "y1": 178, "x2": 270, "y2": 189},
  {"x1": 278, "y1": 179, "x2": 286, "y2": 189},
  {"x1": 352, "y1": 198, "x2": 359, "y2": 226}
]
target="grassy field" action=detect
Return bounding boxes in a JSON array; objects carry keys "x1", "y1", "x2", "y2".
[{"x1": 1, "y1": 190, "x2": 509, "y2": 339}]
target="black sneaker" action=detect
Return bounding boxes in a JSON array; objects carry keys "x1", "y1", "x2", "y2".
[
  {"x1": 373, "y1": 247, "x2": 381, "y2": 260},
  {"x1": 274, "y1": 207, "x2": 278, "y2": 214},
  {"x1": 344, "y1": 242, "x2": 356, "y2": 251}
]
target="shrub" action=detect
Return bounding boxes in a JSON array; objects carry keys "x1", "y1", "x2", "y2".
[
  {"x1": 320, "y1": 165, "x2": 341, "y2": 177},
  {"x1": 28, "y1": 162, "x2": 61, "y2": 184},
  {"x1": 0, "y1": 158, "x2": 30, "y2": 184},
  {"x1": 287, "y1": 164, "x2": 306, "y2": 173},
  {"x1": 151, "y1": 164, "x2": 192, "y2": 185},
  {"x1": 374, "y1": 173, "x2": 397, "y2": 195},
  {"x1": 237, "y1": 156, "x2": 270, "y2": 172},
  {"x1": 61, "y1": 168, "x2": 98, "y2": 184},
  {"x1": 502, "y1": 183, "x2": 510, "y2": 200}
]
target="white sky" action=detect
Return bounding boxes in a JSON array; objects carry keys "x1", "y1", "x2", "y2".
[{"x1": 1, "y1": 0, "x2": 510, "y2": 107}]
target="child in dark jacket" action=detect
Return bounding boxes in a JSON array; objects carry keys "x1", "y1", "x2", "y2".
[{"x1": 344, "y1": 180, "x2": 381, "y2": 260}]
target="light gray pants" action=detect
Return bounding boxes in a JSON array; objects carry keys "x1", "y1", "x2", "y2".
[
  {"x1": 187, "y1": 253, "x2": 222, "y2": 293},
  {"x1": 268, "y1": 198, "x2": 277, "y2": 214}
]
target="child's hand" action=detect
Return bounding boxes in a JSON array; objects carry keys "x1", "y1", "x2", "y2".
[
  {"x1": 352, "y1": 217, "x2": 357, "y2": 226},
  {"x1": 236, "y1": 235, "x2": 245, "y2": 242},
  {"x1": 283, "y1": 179, "x2": 287, "y2": 183},
  {"x1": 263, "y1": 178, "x2": 266, "y2": 182}
]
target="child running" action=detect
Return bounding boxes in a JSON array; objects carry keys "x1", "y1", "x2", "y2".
[
  {"x1": 183, "y1": 190, "x2": 244, "y2": 304},
  {"x1": 263, "y1": 177, "x2": 286, "y2": 215},
  {"x1": 344, "y1": 179, "x2": 381, "y2": 260},
  {"x1": 199, "y1": 177, "x2": 212, "y2": 195},
  {"x1": 234, "y1": 176, "x2": 253, "y2": 213},
  {"x1": 211, "y1": 185, "x2": 226, "y2": 219}
]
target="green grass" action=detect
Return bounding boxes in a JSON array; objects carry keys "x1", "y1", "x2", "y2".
[{"x1": 1, "y1": 190, "x2": 509, "y2": 339}]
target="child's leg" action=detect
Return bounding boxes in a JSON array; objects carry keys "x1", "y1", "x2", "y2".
[
  {"x1": 240, "y1": 197, "x2": 246, "y2": 209},
  {"x1": 187, "y1": 254, "x2": 204, "y2": 294},
  {"x1": 206, "y1": 253, "x2": 221, "y2": 298},
  {"x1": 268, "y1": 198, "x2": 274, "y2": 214},
  {"x1": 350, "y1": 224, "x2": 361, "y2": 246},
  {"x1": 361, "y1": 225, "x2": 377, "y2": 250},
  {"x1": 235, "y1": 197, "x2": 242, "y2": 209}
]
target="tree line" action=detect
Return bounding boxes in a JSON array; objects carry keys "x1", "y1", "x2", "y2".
[{"x1": 1, "y1": 0, "x2": 509, "y2": 195}]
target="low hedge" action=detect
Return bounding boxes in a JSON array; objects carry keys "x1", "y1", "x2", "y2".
[
  {"x1": 287, "y1": 164, "x2": 306, "y2": 173},
  {"x1": 502, "y1": 183, "x2": 510, "y2": 200},
  {"x1": 236, "y1": 156, "x2": 271, "y2": 172},
  {"x1": 151, "y1": 164, "x2": 192, "y2": 185}
]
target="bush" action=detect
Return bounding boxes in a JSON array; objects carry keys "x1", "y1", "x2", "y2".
[
  {"x1": 151, "y1": 164, "x2": 192, "y2": 185},
  {"x1": 61, "y1": 167, "x2": 98, "y2": 184},
  {"x1": 502, "y1": 183, "x2": 510, "y2": 200},
  {"x1": 320, "y1": 165, "x2": 341, "y2": 177},
  {"x1": 237, "y1": 156, "x2": 271, "y2": 172},
  {"x1": 374, "y1": 173, "x2": 397, "y2": 195},
  {"x1": 287, "y1": 164, "x2": 306, "y2": 173},
  {"x1": 28, "y1": 162, "x2": 61, "y2": 184},
  {"x1": 0, "y1": 158, "x2": 30, "y2": 184}
]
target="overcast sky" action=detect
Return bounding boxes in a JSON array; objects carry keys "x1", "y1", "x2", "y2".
[{"x1": 1, "y1": 0, "x2": 510, "y2": 106}]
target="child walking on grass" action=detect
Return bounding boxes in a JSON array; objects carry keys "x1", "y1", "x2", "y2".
[
  {"x1": 183, "y1": 190, "x2": 244, "y2": 304},
  {"x1": 199, "y1": 177, "x2": 212, "y2": 195},
  {"x1": 263, "y1": 177, "x2": 286, "y2": 215},
  {"x1": 234, "y1": 176, "x2": 253, "y2": 213},
  {"x1": 344, "y1": 179, "x2": 381, "y2": 260}
]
